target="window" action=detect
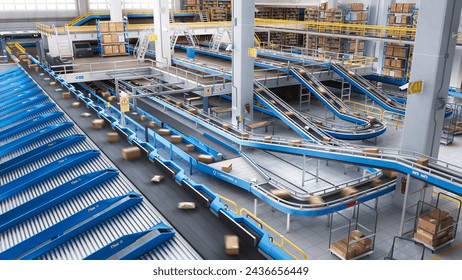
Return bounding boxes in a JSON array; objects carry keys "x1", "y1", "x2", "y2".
[
  {"x1": 0, "y1": 0, "x2": 76, "y2": 11},
  {"x1": 88, "y1": 0, "x2": 173, "y2": 11}
]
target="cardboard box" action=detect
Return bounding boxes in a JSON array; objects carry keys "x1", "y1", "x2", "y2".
[
  {"x1": 170, "y1": 135, "x2": 182, "y2": 143},
  {"x1": 363, "y1": 147, "x2": 380, "y2": 157},
  {"x1": 140, "y1": 115, "x2": 147, "y2": 122},
  {"x1": 417, "y1": 216, "x2": 453, "y2": 234},
  {"x1": 384, "y1": 58, "x2": 392, "y2": 66},
  {"x1": 151, "y1": 175, "x2": 165, "y2": 183},
  {"x1": 107, "y1": 132, "x2": 119, "y2": 143},
  {"x1": 149, "y1": 121, "x2": 157, "y2": 128},
  {"x1": 178, "y1": 202, "x2": 196, "y2": 210},
  {"x1": 428, "y1": 209, "x2": 449, "y2": 220},
  {"x1": 115, "y1": 22, "x2": 124, "y2": 32},
  {"x1": 270, "y1": 189, "x2": 290, "y2": 199},
  {"x1": 330, "y1": 240, "x2": 356, "y2": 259},
  {"x1": 91, "y1": 119, "x2": 105, "y2": 129},
  {"x1": 112, "y1": 45, "x2": 120, "y2": 54},
  {"x1": 111, "y1": 34, "x2": 119, "y2": 43},
  {"x1": 241, "y1": 133, "x2": 249, "y2": 140},
  {"x1": 225, "y1": 235, "x2": 239, "y2": 255},
  {"x1": 188, "y1": 108, "x2": 198, "y2": 114},
  {"x1": 383, "y1": 68, "x2": 391, "y2": 76},
  {"x1": 371, "y1": 178, "x2": 382, "y2": 187},
  {"x1": 395, "y1": 70, "x2": 404, "y2": 79},
  {"x1": 103, "y1": 34, "x2": 112, "y2": 44},
  {"x1": 122, "y1": 147, "x2": 141, "y2": 160},
  {"x1": 340, "y1": 186, "x2": 358, "y2": 196},
  {"x1": 185, "y1": 144, "x2": 195, "y2": 152},
  {"x1": 323, "y1": 136, "x2": 331, "y2": 142},
  {"x1": 308, "y1": 195, "x2": 324, "y2": 205},
  {"x1": 352, "y1": 3, "x2": 364, "y2": 11},
  {"x1": 103, "y1": 46, "x2": 113, "y2": 55},
  {"x1": 221, "y1": 163, "x2": 232, "y2": 173},
  {"x1": 157, "y1": 129, "x2": 171, "y2": 136},
  {"x1": 320, "y1": 2, "x2": 327, "y2": 10},
  {"x1": 50, "y1": 81, "x2": 57, "y2": 87},
  {"x1": 222, "y1": 123, "x2": 229, "y2": 130},
  {"x1": 62, "y1": 92, "x2": 71, "y2": 99},
  {"x1": 119, "y1": 44, "x2": 126, "y2": 54},
  {"x1": 35, "y1": 66, "x2": 40, "y2": 72},
  {"x1": 71, "y1": 102, "x2": 81, "y2": 108},
  {"x1": 99, "y1": 21, "x2": 109, "y2": 33},
  {"x1": 416, "y1": 157, "x2": 429, "y2": 167},
  {"x1": 101, "y1": 91, "x2": 111, "y2": 98},
  {"x1": 385, "y1": 47, "x2": 394, "y2": 56},
  {"x1": 289, "y1": 139, "x2": 302, "y2": 147},
  {"x1": 109, "y1": 22, "x2": 117, "y2": 32},
  {"x1": 197, "y1": 154, "x2": 214, "y2": 164},
  {"x1": 264, "y1": 136, "x2": 272, "y2": 143},
  {"x1": 107, "y1": 96, "x2": 117, "y2": 102},
  {"x1": 388, "y1": 16, "x2": 396, "y2": 24},
  {"x1": 383, "y1": 170, "x2": 398, "y2": 179}
]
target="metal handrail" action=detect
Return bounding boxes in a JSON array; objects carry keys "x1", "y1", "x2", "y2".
[
  {"x1": 344, "y1": 100, "x2": 383, "y2": 118},
  {"x1": 239, "y1": 208, "x2": 307, "y2": 260}
]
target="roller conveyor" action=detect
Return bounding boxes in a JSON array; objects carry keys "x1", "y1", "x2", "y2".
[
  {"x1": 19, "y1": 58, "x2": 288, "y2": 260},
  {"x1": 0, "y1": 66, "x2": 202, "y2": 261}
]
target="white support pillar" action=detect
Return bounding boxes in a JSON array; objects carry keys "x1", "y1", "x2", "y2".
[
  {"x1": 110, "y1": 0, "x2": 123, "y2": 22},
  {"x1": 450, "y1": 47, "x2": 462, "y2": 89},
  {"x1": 395, "y1": 0, "x2": 462, "y2": 210},
  {"x1": 327, "y1": 0, "x2": 338, "y2": 9},
  {"x1": 374, "y1": 0, "x2": 393, "y2": 74},
  {"x1": 154, "y1": 0, "x2": 172, "y2": 66},
  {"x1": 231, "y1": 0, "x2": 255, "y2": 128}
]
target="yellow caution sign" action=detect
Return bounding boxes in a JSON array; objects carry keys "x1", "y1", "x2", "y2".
[
  {"x1": 120, "y1": 96, "x2": 130, "y2": 112},
  {"x1": 408, "y1": 80, "x2": 424, "y2": 95},
  {"x1": 148, "y1": 35, "x2": 158, "y2": 42},
  {"x1": 107, "y1": 102, "x2": 110, "y2": 108},
  {"x1": 248, "y1": 48, "x2": 257, "y2": 58}
]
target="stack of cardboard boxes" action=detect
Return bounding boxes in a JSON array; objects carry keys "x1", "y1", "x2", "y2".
[
  {"x1": 390, "y1": 3, "x2": 415, "y2": 14},
  {"x1": 414, "y1": 209, "x2": 455, "y2": 248},
  {"x1": 99, "y1": 21, "x2": 127, "y2": 56},
  {"x1": 330, "y1": 230, "x2": 373, "y2": 259}
]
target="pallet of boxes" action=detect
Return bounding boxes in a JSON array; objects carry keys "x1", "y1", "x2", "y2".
[
  {"x1": 413, "y1": 209, "x2": 455, "y2": 250},
  {"x1": 330, "y1": 230, "x2": 373, "y2": 260}
]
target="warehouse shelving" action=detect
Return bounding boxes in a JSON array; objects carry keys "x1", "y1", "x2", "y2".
[
  {"x1": 96, "y1": 20, "x2": 129, "y2": 58},
  {"x1": 382, "y1": 3, "x2": 418, "y2": 81}
]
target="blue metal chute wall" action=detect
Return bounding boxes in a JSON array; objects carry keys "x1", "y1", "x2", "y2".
[{"x1": 0, "y1": 66, "x2": 183, "y2": 260}]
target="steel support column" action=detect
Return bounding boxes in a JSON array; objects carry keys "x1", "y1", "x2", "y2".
[
  {"x1": 231, "y1": 0, "x2": 255, "y2": 128},
  {"x1": 395, "y1": 0, "x2": 462, "y2": 210},
  {"x1": 154, "y1": 0, "x2": 172, "y2": 66},
  {"x1": 110, "y1": 0, "x2": 123, "y2": 22}
]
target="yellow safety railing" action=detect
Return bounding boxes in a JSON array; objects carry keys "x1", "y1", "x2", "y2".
[
  {"x1": 343, "y1": 100, "x2": 383, "y2": 118},
  {"x1": 240, "y1": 208, "x2": 307, "y2": 260},
  {"x1": 218, "y1": 195, "x2": 307, "y2": 260},
  {"x1": 381, "y1": 110, "x2": 405, "y2": 129},
  {"x1": 218, "y1": 195, "x2": 239, "y2": 214},
  {"x1": 255, "y1": 18, "x2": 416, "y2": 41},
  {"x1": 14, "y1": 42, "x2": 26, "y2": 54},
  {"x1": 5, "y1": 45, "x2": 11, "y2": 54},
  {"x1": 254, "y1": 33, "x2": 262, "y2": 48},
  {"x1": 433, "y1": 190, "x2": 462, "y2": 208}
]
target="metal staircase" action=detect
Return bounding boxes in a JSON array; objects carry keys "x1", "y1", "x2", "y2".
[
  {"x1": 53, "y1": 24, "x2": 74, "y2": 60},
  {"x1": 210, "y1": 27, "x2": 225, "y2": 50},
  {"x1": 134, "y1": 28, "x2": 154, "y2": 60},
  {"x1": 170, "y1": 29, "x2": 180, "y2": 50},
  {"x1": 184, "y1": 30, "x2": 198, "y2": 47},
  {"x1": 198, "y1": 12, "x2": 209, "y2": 22}
]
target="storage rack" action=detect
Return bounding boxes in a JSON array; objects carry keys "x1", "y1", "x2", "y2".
[
  {"x1": 382, "y1": 3, "x2": 418, "y2": 81},
  {"x1": 96, "y1": 20, "x2": 129, "y2": 58},
  {"x1": 184, "y1": 0, "x2": 201, "y2": 11}
]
